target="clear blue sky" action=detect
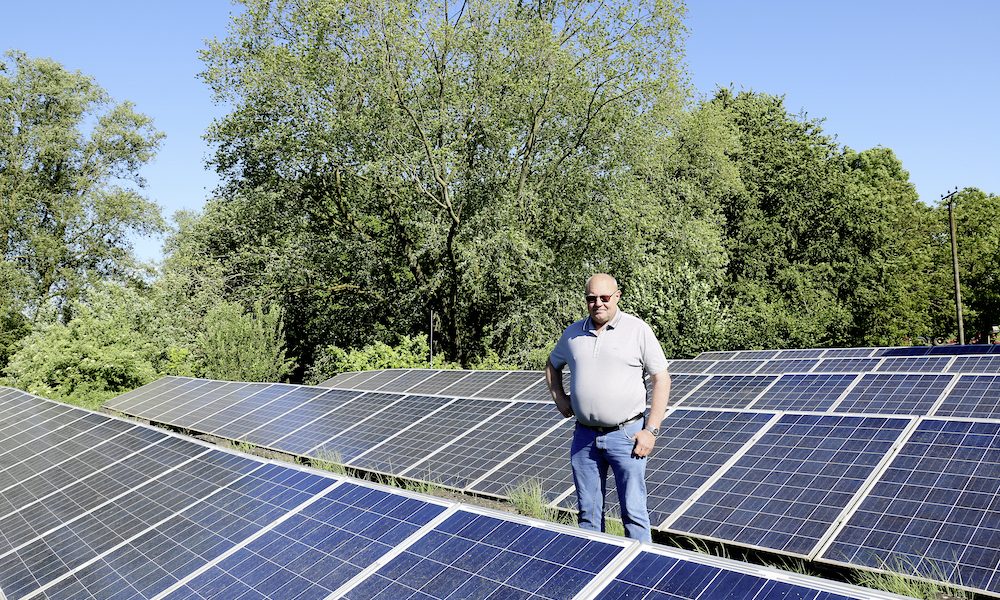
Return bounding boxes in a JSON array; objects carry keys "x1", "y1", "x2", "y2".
[{"x1": 3, "y1": 1, "x2": 998, "y2": 262}]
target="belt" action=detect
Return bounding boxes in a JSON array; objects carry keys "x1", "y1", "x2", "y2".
[{"x1": 578, "y1": 413, "x2": 643, "y2": 434}]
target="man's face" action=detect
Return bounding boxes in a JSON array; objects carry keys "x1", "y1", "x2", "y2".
[{"x1": 585, "y1": 278, "x2": 620, "y2": 327}]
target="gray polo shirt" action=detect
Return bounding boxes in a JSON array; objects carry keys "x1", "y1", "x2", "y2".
[{"x1": 549, "y1": 310, "x2": 668, "y2": 427}]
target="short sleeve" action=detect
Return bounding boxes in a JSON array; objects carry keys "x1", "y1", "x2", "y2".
[
  {"x1": 549, "y1": 329, "x2": 569, "y2": 370},
  {"x1": 641, "y1": 323, "x2": 668, "y2": 376}
]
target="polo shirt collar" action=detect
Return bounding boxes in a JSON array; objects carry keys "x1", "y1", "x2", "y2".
[{"x1": 584, "y1": 309, "x2": 624, "y2": 333}]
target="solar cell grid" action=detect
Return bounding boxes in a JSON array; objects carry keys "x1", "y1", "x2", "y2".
[
  {"x1": 101, "y1": 375, "x2": 189, "y2": 412},
  {"x1": 141, "y1": 381, "x2": 254, "y2": 425},
  {"x1": 835, "y1": 373, "x2": 954, "y2": 415},
  {"x1": 776, "y1": 349, "x2": 826, "y2": 359},
  {"x1": 695, "y1": 351, "x2": 736, "y2": 361},
  {"x1": 438, "y1": 370, "x2": 507, "y2": 397},
  {"x1": 928, "y1": 344, "x2": 994, "y2": 355},
  {"x1": 403, "y1": 370, "x2": 471, "y2": 395},
  {"x1": 821, "y1": 419, "x2": 1000, "y2": 597},
  {"x1": 239, "y1": 388, "x2": 363, "y2": 448},
  {"x1": 403, "y1": 402, "x2": 563, "y2": 490},
  {"x1": 319, "y1": 371, "x2": 360, "y2": 388},
  {"x1": 269, "y1": 391, "x2": 404, "y2": 457},
  {"x1": 665, "y1": 359, "x2": 716, "y2": 374},
  {"x1": 154, "y1": 382, "x2": 269, "y2": 429},
  {"x1": 208, "y1": 385, "x2": 330, "y2": 439},
  {"x1": 821, "y1": 348, "x2": 876, "y2": 358},
  {"x1": 677, "y1": 375, "x2": 776, "y2": 410},
  {"x1": 186, "y1": 383, "x2": 299, "y2": 433},
  {"x1": 813, "y1": 358, "x2": 883, "y2": 373},
  {"x1": 932, "y1": 375, "x2": 1000, "y2": 419},
  {"x1": 667, "y1": 414, "x2": 911, "y2": 557},
  {"x1": 949, "y1": 355, "x2": 1000, "y2": 373},
  {"x1": 704, "y1": 359, "x2": 763, "y2": 375},
  {"x1": 340, "y1": 370, "x2": 385, "y2": 390},
  {"x1": 468, "y1": 420, "x2": 573, "y2": 502},
  {"x1": 348, "y1": 398, "x2": 511, "y2": 476},
  {"x1": 473, "y1": 370, "x2": 543, "y2": 399},
  {"x1": 514, "y1": 378, "x2": 554, "y2": 401},
  {"x1": 312, "y1": 395, "x2": 455, "y2": 463},
  {"x1": 874, "y1": 346, "x2": 929, "y2": 357},
  {"x1": 377, "y1": 368, "x2": 438, "y2": 392},
  {"x1": 735, "y1": 350, "x2": 779, "y2": 360},
  {"x1": 666, "y1": 374, "x2": 709, "y2": 403},
  {"x1": 753, "y1": 358, "x2": 818, "y2": 375},
  {"x1": 347, "y1": 369, "x2": 411, "y2": 391},
  {"x1": 339, "y1": 509, "x2": 626, "y2": 600},
  {"x1": 751, "y1": 373, "x2": 858, "y2": 412},
  {"x1": 877, "y1": 356, "x2": 953, "y2": 373},
  {"x1": 115, "y1": 377, "x2": 223, "y2": 417}
]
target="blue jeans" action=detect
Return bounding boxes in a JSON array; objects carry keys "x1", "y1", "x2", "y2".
[{"x1": 570, "y1": 418, "x2": 651, "y2": 542}]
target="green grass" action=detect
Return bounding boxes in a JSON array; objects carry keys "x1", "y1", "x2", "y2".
[
  {"x1": 308, "y1": 450, "x2": 348, "y2": 475},
  {"x1": 508, "y1": 479, "x2": 567, "y2": 523},
  {"x1": 850, "y1": 556, "x2": 969, "y2": 600}
]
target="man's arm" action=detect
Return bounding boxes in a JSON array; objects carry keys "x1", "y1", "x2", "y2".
[
  {"x1": 633, "y1": 370, "x2": 670, "y2": 457},
  {"x1": 545, "y1": 361, "x2": 574, "y2": 418}
]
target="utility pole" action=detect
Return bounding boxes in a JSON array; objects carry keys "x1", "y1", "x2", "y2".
[
  {"x1": 944, "y1": 188, "x2": 965, "y2": 345},
  {"x1": 429, "y1": 308, "x2": 434, "y2": 367}
]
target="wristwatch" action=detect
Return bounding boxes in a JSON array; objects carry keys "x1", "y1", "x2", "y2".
[{"x1": 644, "y1": 424, "x2": 660, "y2": 437}]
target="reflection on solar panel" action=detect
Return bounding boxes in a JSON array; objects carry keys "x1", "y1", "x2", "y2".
[
  {"x1": 677, "y1": 375, "x2": 776, "y2": 409},
  {"x1": 102, "y1": 375, "x2": 189, "y2": 412},
  {"x1": 735, "y1": 350, "x2": 779, "y2": 360},
  {"x1": 754, "y1": 358, "x2": 818, "y2": 374},
  {"x1": 155, "y1": 381, "x2": 259, "y2": 426},
  {"x1": 320, "y1": 371, "x2": 360, "y2": 388},
  {"x1": 438, "y1": 370, "x2": 507, "y2": 396},
  {"x1": 666, "y1": 374, "x2": 709, "y2": 403},
  {"x1": 269, "y1": 391, "x2": 403, "y2": 456},
  {"x1": 776, "y1": 349, "x2": 826, "y2": 359},
  {"x1": 750, "y1": 374, "x2": 857, "y2": 412},
  {"x1": 212, "y1": 385, "x2": 331, "y2": 440},
  {"x1": 347, "y1": 398, "x2": 511, "y2": 476},
  {"x1": 834, "y1": 374, "x2": 954, "y2": 415},
  {"x1": 187, "y1": 383, "x2": 300, "y2": 434},
  {"x1": 338, "y1": 509, "x2": 627, "y2": 600},
  {"x1": 472, "y1": 370, "x2": 542, "y2": 398},
  {"x1": 704, "y1": 359, "x2": 763, "y2": 375},
  {"x1": 822, "y1": 348, "x2": 876, "y2": 358},
  {"x1": 813, "y1": 358, "x2": 883, "y2": 373},
  {"x1": 403, "y1": 403, "x2": 563, "y2": 490},
  {"x1": 376, "y1": 368, "x2": 438, "y2": 392},
  {"x1": 513, "y1": 377, "x2": 554, "y2": 401},
  {"x1": 932, "y1": 375, "x2": 1000, "y2": 418},
  {"x1": 821, "y1": 419, "x2": 1000, "y2": 597},
  {"x1": 349, "y1": 369, "x2": 411, "y2": 390},
  {"x1": 240, "y1": 388, "x2": 363, "y2": 448},
  {"x1": 665, "y1": 359, "x2": 716, "y2": 374},
  {"x1": 949, "y1": 355, "x2": 1000, "y2": 373},
  {"x1": 468, "y1": 420, "x2": 573, "y2": 502},
  {"x1": 877, "y1": 356, "x2": 953, "y2": 373},
  {"x1": 694, "y1": 351, "x2": 735, "y2": 361},
  {"x1": 666, "y1": 414, "x2": 911, "y2": 557}
]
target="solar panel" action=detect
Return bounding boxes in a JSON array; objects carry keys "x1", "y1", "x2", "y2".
[
  {"x1": 376, "y1": 369, "x2": 438, "y2": 392},
  {"x1": 472, "y1": 370, "x2": 543, "y2": 399},
  {"x1": 239, "y1": 388, "x2": 364, "y2": 449},
  {"x1": 874, "y1": 346, "x2": 929, "y2": 357},
  {"x1": 319, "y1": 371, "x2": 360, "y2": 388},
  {"x1": 833, "y1": 374, "x2": 954, "y2": 415},
  {"x1": 664, "y1": 359, "x2": 717, "y2": 374},
  {"x1": 676, "y1": 375, "x2": 776, "y2": 409},
  {"x1": 665, "y1": 414, "x2": 912, "y2": 557},
  {"x1": 347, "y1": 398, "x2": 512, "y2": 476},
  {"x1": 402, "y1": 402, "x2": 563, "y2": 490},
  {"x1": 877, "y1": 356, "x2": 953, "y2": 373},
  {"x1": 821, "y1": 348, "x2": 876, "y2": 358},
  {"x1": 268, "y1": 391, "x2": 404, "y2": 457},
  {"x1": 704, "y1": 359, "x2": 764, "y2": 375},
  {"x1": 312, "y1": 395, "x2": 454, "y2": 463},
  {"x1": 123, "y1": 379, "x2": 236, "y2": 419},
  {"x1": 820, "y1": 419, "x2": 1000, "y2": 597},
  {"x1": 750, "y1": 373, "x2": 858, "y2": 412},
  {"x1": 813, "y1": 358, "x2": 882, "y2": 372},
  {"x1": 775, "y1": 349, "x2": 826, "y2": 359},
  {"x1": 932, "y1": 375, "x2": 1000, "y2": 419},
  {"x1": 467, "y1": 420, "x2": 574, "y2": 502},
  {"x1": 666, "y1": 374, "x2": 710, "y2": 403},
  {"x1": 348, "y1": 369, "x2": 412, "y2": 391},
  {"x1": 336, "y1": 508, "x2": 628, "y2": 600},
  {"x1": 949, "y1": 355, "x2": 1000, "y2": 373},
  {"x1": 513, "y1": 377, "x2": 554, "y2": 401},
  {"x1": 153, "y1": 382, "x2": 270, "y2": 429},
  {"x1": 105, "y1": 377, "x2": 214, "y2": 416},
  {"x1": 205, "y1": 385, "x2": 331, "y2": 440},
  {"x1": 927, "y1": 344, "x2": 995, "y2": 355},
  {"x1": 185, "y1": 383, "x2": 300, "y2": 433},
  {"x1": 694, "y1": 351, "x2": 736, "y2": 361},
  {"x1": 403, "y1": 370, "x2": 471, "y2": 395},
  {"x1": 101, "y1": 375, "x2": 190, "y2": 412},
  {"x1": 735, "y1": 350, "x2": 779, "y2": 360},
  {"x1": 753, "y1": 358, "x2": 819, "y2": 374},
  {"x1": 437, "y1": 371, "x2": 507, "y2": 396}
]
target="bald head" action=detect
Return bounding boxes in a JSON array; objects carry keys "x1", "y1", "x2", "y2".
[{"x1": 585, "y1": 273, "x2": 621, "y2": 328}]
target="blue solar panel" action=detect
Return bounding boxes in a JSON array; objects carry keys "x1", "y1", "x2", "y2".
[
  {"x1": 376, "y1": 369, "x2": 438, "y2": 393},
  {"x1": 821, "y1": 348, "x2": 876, "y2": 358},
  {"x1": 928, "y1": 344, "x2": 995, "y2": 355},
  {"x1": 705, "y1": 360, "x2": 764, "y2": 375},
  {"x1": 753, "y1": 358, "x2": 819, "y2": 375},
  {"x1": 834, "y1": 374, "x2": 954, "y2": 415},
  {"x1": 821, "y1": 419, "x2": 1000, "y2": 597},
  {"x1": 695, "y1": 351, "x2": 737, "y2": 361},
  {"x1": 186, "y1": 383, "x2": 300, "y2": 434},
  {"x1": 665, "y1": 359, "x2": 717, "y2": 374},
  {"x1": 150, "y1": 382, "x2": 266, "y2": 427},
  {"x1": 776, "y1": 349, "x2": 826, "y2": 359},
  {"x1": 735, "y1": 350, "x2": 779, "y2": 360},
  {"x1": 948, "y1": 355, "x2": 1000, "y2": 373},
  {"x1": 269, "y1": 391, "x2": 403, "y2": 457},
  {"x1": 338, "y1": 509, "x2": 626, "y2": 600},
  {"x1": 472, "y1": 371, "x2": 544, "y2": 399},
  {"x1": 102, "y1": 375, "x2": 191, "y2": 413},
  {"x1": 677, "y1": 376, "x2": 776, "y2": 409},
  {"x1": 813, "y1": 358, "x2": 882, "y2": 373},
  {"x1": 468, "y1": 420, "x2": 574, "y2": 502},
  {"x1": 932, "y1": 375, "x2": 1000, "y2": 419},
  {"x1": 666, "y1": 414, "x2": 911, "y2": 557},
  {"x1": 877, "y1": 356, "x2": 953, "y2": 373},
  {"x1": 751, "y1": 374, "x2": 857, "y2": 412},
  {"x1": 874, "y1": 346, "x2": 929, "y2": 357},
  {"x1": 239, "y1": 388, "x2": 364, "y2": 449}
]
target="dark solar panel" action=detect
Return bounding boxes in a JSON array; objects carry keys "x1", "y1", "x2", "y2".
[
  {"x1": 835, "y1": 374, "x2": 954, "y2": 415},
  {"x1": 667, "y1": 374, "x2": 709, "y2": 403},
  {"x1": 348, "y1": 398, "x2": 511, "y2": 476},
  {"x1": 695, "y1": 351, "x2": 736, "y2": 361},
  {"x1": 874, "y1": 346, "x2": 929, "y2": 357},
  {"x1": 109, "y1": 377, "x2": 215, "y2": 416},
  {"x1": 949, "y1": 355, "x2": 1000, "y2": 373},
  {"x1": 339, "y1": 509, "x2": 626, "y2": 600},
  {"x1": 319, "y1": 371, "x2": 360, "y2": 388},
  {"x1": 438, "y1": 371, "x2": 507, "y2": 397},
  {"x1": 240, "y1": 388, "x2": 363, "y2": 449},
  {"x1": 514, "y1": 378, "x2": 553, "y2": 401},
  {"x1": 928, "y1": 344, "x2": 995, "y2": 355},
  {"x1": 207, "y1": 386, "x2": 331, "y2": 440},
  {"x1": 185, "y1": 383, "x2": 300, "y2": 433},
  {"x1": 877, "y1": 356, "x2": 953, "y2": 373},
  {"x1": 813, "y1": 358, "x2": 882, "y2": 373},
  {"x1": 754, "y1": 358, "x2": 819, "y2": 375},
  {"x1": 403, "y1": 370, "x2": 471, "y2": 395},
  {"x1": 776, "y1": 349, "x2": 826, "y2": 359},
  {"x1": 156, "y1": 382, "x2": 270, "y2": 429},
  {"x1": 403, "y1": 403, "x2": 563, "y2": 490},
  {"x1": 821, "y1": 348, "x2": 876, "y2": 358},
  {"x1": 677, "y1": 375, "x2": 776, "y2": 409},
  {"x1": 705, "y1": 360, "x2": 764, "y2": 375},
  {"x1": 821, "y1": 419, "x2": 1000, "y2": 597},
  {"x1": 340, "y1": 371, "x2": 386, "y2": 389},
  {"x1": 932, "y1": 375, "x2": 1000, "y2": 419},
  {"x1": 751, "y1": 374, "x2": 858, "y2": 412},
  {"x1": 667, "y1": 414, "x2": 911, "y2": 557},
  {"x1": 377, "y1": 369, "x2": 438, "y2": 392},
  {"x1": 102, "y1": 376, "x2": 190, "y2": 412},
  {"x1": 348, "y1": 369, "x2": 412, "y2": 391},
  {"x1": 736, "y1": 350, "x2": 779, "y2": 360},
  {"x1": 468, "y1": 420, "x2": 574, "y2": 502},
  {"x1": 472, "y1": 371, "x2": 544, "y2": 399}
]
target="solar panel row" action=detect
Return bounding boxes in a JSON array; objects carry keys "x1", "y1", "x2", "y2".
[
  {"x1": 692, "y1": 344, "x2": 1000, "y2": 361},
  {"x1": 671, "y1": 354, "x2": 1000, "y2": 375},
  {"x1": 1, "y1": 387, "x2": 907, "y2": 600}
]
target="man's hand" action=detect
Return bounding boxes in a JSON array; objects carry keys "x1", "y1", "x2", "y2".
[
  {"x1": 554, "y1": 391, "x2": 574, "y2": 418},
  {"x1": 546, "y1": 361, "x2": 574, "y2": 418},
  {"x1": 633, "y1": 429, "x2": 656, "y2": 457}
]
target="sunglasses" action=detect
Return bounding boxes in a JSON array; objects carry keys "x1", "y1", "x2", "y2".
[{"x1": 585, "y1": 292, "x2": 618, "y2": 304}]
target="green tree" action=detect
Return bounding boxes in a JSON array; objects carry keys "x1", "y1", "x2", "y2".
[
  {"x1": 0, "y1": 51, "x2": 164, "y2": 362},
  {"x1": 195, "y1": 0, "x2": 694, "y2": 367},
  {"x1": 945, "y1": 188, "x2": 1000, "y2": 342},
  {"x1": 196, "y1": 300, "x2": 295, "y2": 382}
]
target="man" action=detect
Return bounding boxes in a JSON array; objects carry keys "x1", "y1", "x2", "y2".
[{"x1": 546, "y1": 273, "x2": 670, "y2": 542}]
